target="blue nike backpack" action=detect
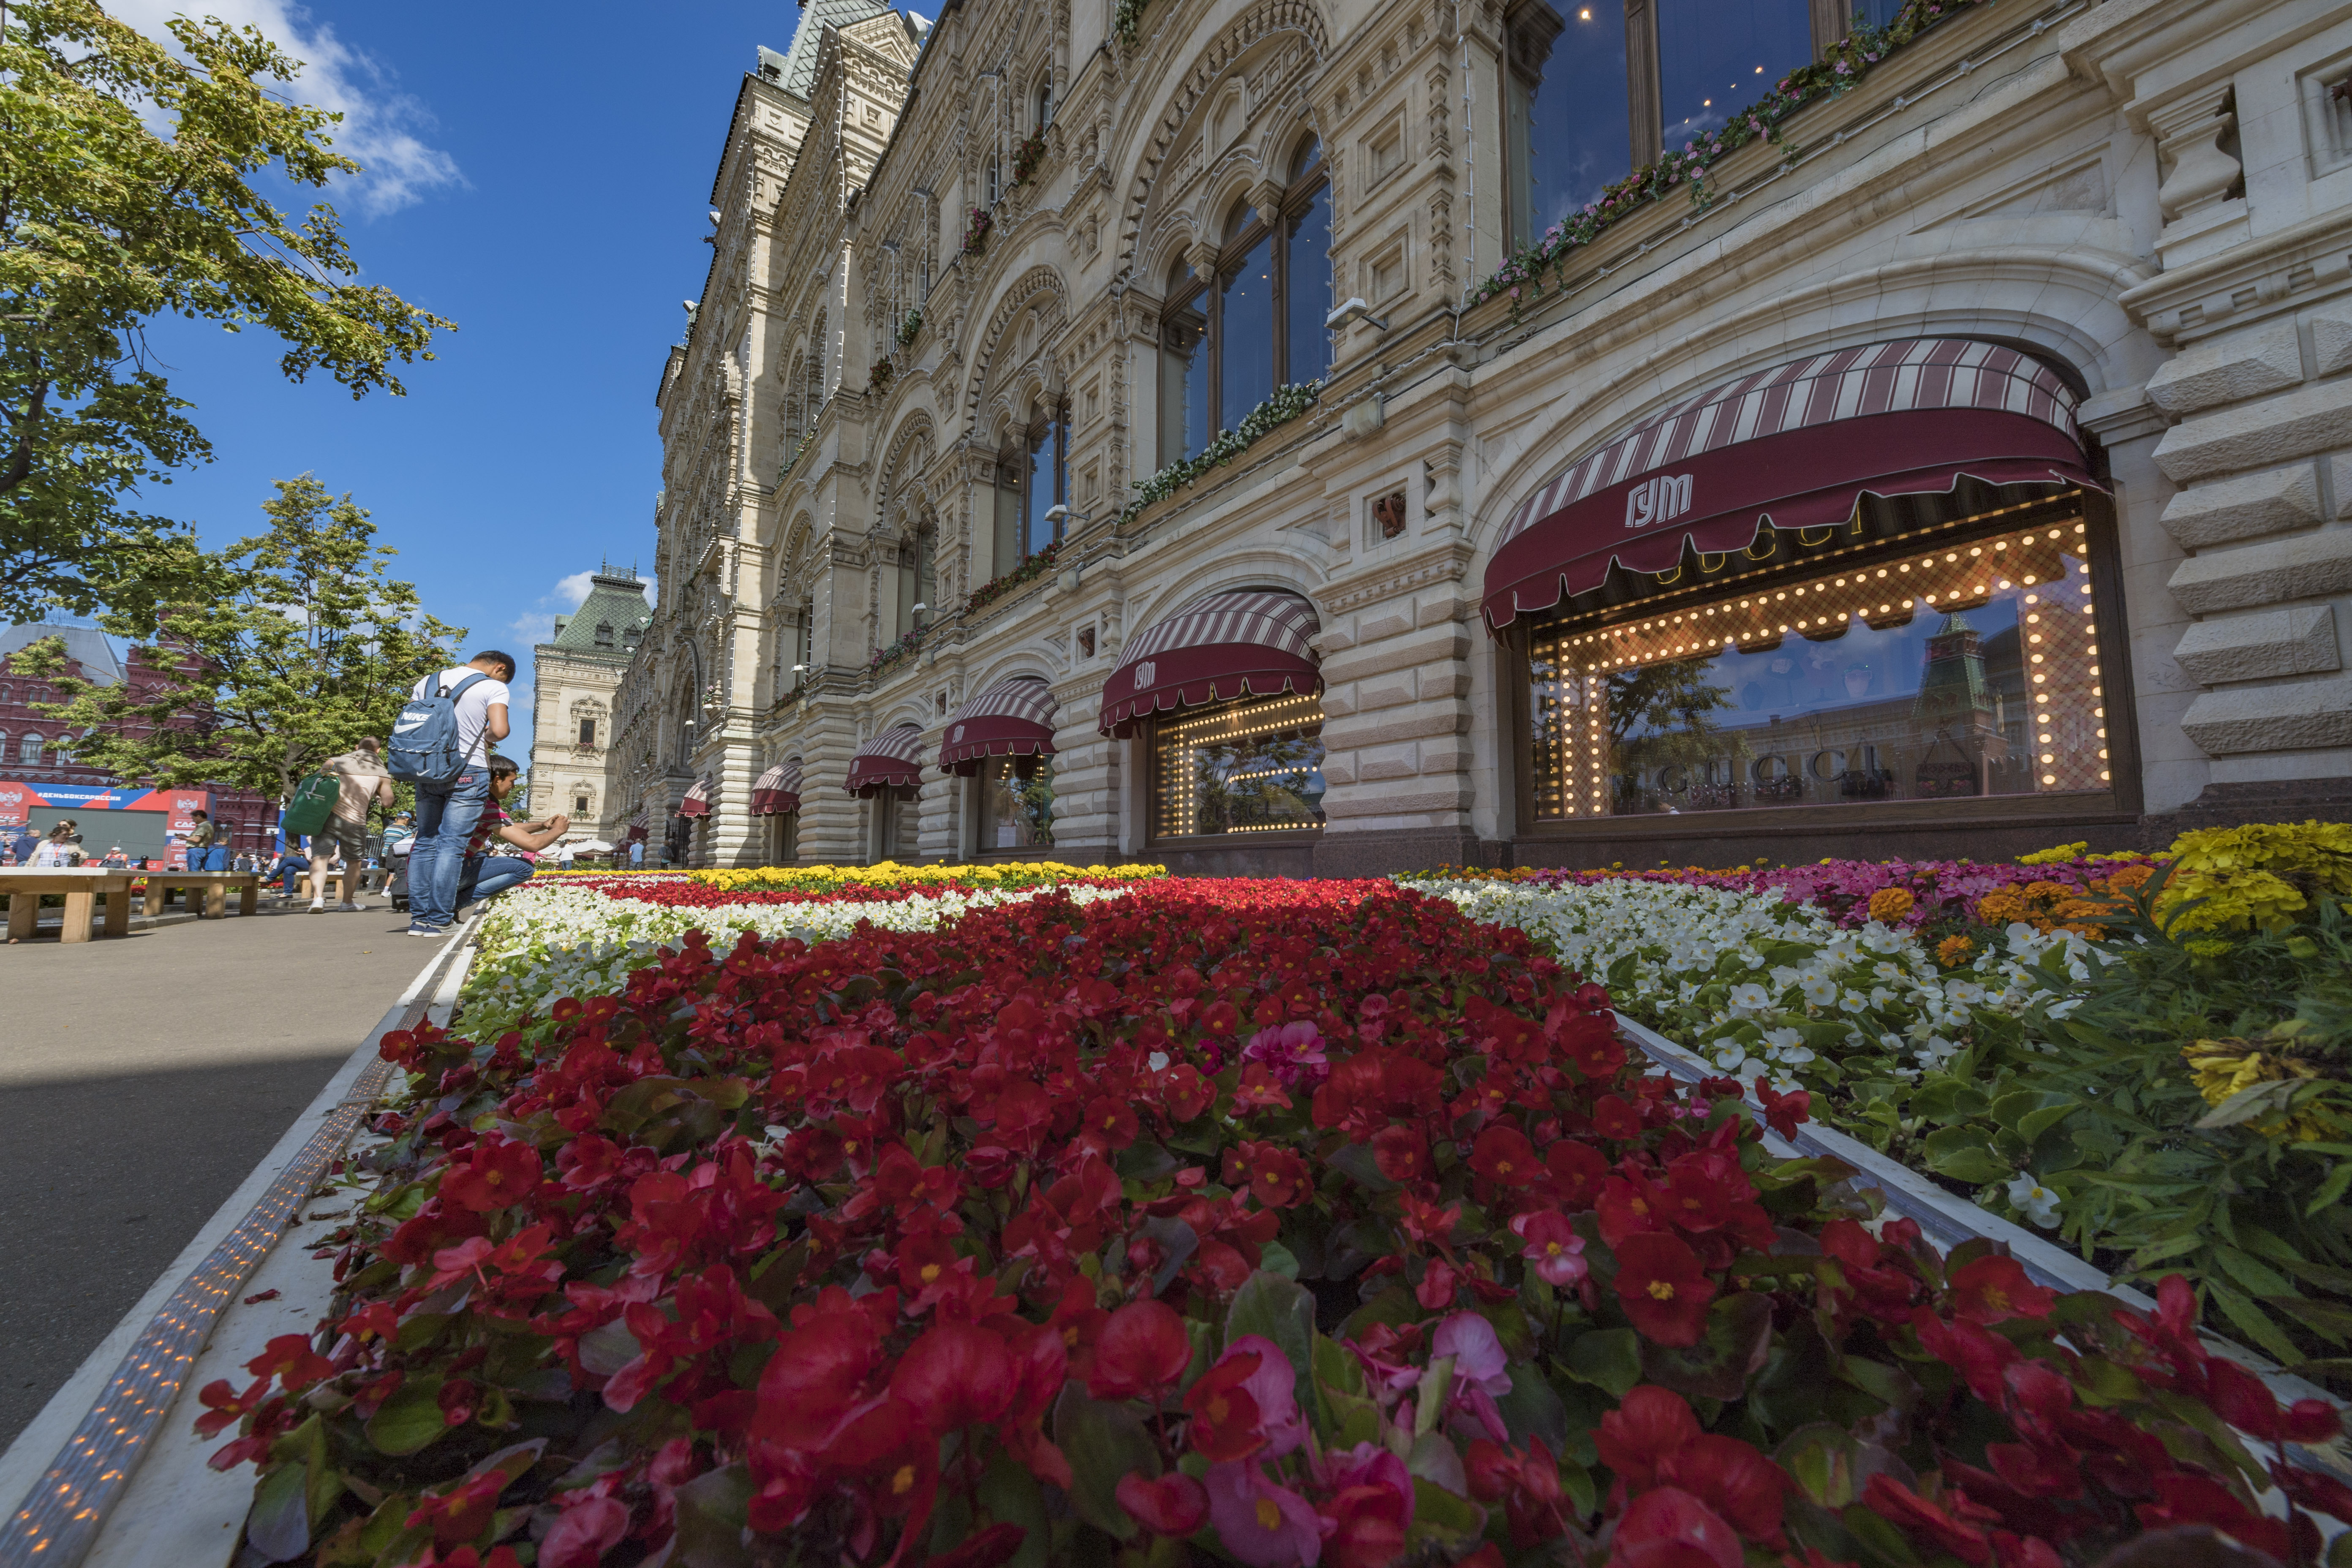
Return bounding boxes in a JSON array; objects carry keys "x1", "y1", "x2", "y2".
[{"x1": 386, "y1": 672, "x2": 489, "y2": 784}]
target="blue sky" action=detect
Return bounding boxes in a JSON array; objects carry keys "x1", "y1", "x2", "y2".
[{"x1": 106, "y1": 0, "x2": 804, "y2": 758}]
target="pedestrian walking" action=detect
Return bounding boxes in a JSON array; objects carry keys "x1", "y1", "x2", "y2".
[
  {"x1": 558, "y1": 840, "x2": 577, "y2": 871},
  {"x1": 629, "y1": 838, "x2": 643, "y2": 868},
  {"x1": 309, "y1": 737, "x2": 395, "y2": 912},
  {"x1": 394, "y1": 650, "x2": 514, "y2": 937}
]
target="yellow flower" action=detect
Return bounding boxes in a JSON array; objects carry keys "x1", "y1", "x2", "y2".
[
  {"x1": 2182, "y1": 1037, "x2": 2329, "y2": 1141},
  {"x1": 1936, "y1": 934, "x2": 1974, "y2": 967},
  {"x1": 1866, "y1": 887, "x2": 1915, "y2": 924}
]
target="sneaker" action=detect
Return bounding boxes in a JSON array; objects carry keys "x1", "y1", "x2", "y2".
[
  {"x1": 338, "y1": 902, "x2": 364, "y2": 912},
  {"x1": 308, "y1": 901, "x2": 326, "y2": 913},
  {"x1": 406, "y1": 923, "x2": 447, "y2": 937}
]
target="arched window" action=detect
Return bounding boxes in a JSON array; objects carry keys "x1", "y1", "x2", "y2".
[
  {"x1": 1022, "y1": 405, "x2": 1069, "y2": 557},
  {"x1": 1159, "y1": 138, "x2": 1329, "y2": 465},
  {"x1": 0, "y1": 684, "x2": 12, "y2": 704},
  {"x1": 19, "y1": 732, "x2": 42, "y2": 764},
  {"x1": 1036, "y1": 79, "x2": 1054, "y2": 130},
  {"x1": 985, "y1": 159, "x2": 1002, "y2": 205},
  {"x1": 796, "y1": 597, "x2": 815, "y2": 682},
  {"x1": 898, "y1": 522, "x2": 937, "y2": 630}
]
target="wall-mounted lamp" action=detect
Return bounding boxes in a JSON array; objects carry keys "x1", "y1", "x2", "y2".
[{"x1": 1325, "y1": 297, "x2": 1389, "y2": 332}]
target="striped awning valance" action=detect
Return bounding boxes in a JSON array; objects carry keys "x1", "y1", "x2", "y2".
[
  {"x1": 1097, "y1": 591, "x2": 1321, "y2": 737},
  {"x1": 677, "y1": 777, "x2": 714, "y2": 818},
  {"x1": 939, "y1": 678, "x2": 1057, "y2": 774},
  {"x1": 845, "y1": 724, "x2": 926, "y2": 795},
  {"x1": 751, "y1": 760, "x2": 803, "y2": 815},
  {"x1": 1483, "y1": 338, "x2": 2098, "y2": 628}
]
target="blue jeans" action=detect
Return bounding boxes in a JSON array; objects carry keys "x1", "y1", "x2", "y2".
[
  {"x1": 457, "y1": 856, "x2": 534, "y2": 911},
  {"x1": 408, "y1": 768, "x2": 491, "y2": 928},
  {"x1": 277, "y1": 858, "x2": 308, "y2": 895}
]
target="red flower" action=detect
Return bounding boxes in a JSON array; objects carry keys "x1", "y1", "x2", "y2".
[
  {"x1": 890, "y1": 1320, "x2": 1017, "y2": 1432},
  {"x1": 1471, "y1": 1124, "x2": 1539, "y2": 1188},
  {"x1": 1324, "y1": 1481, "x2": 1412, "y2": 1568},
  {"x1": 2203, "y1": 1356, "x2": 2342, "y2": 1445},
  {"x1": 1613, "y1": 1232, "x2": 1717, "y2": 1347},
  {"x1": 752, "y1": 1307, "x2": 885, "y2": 1448},
  {"x1": 2134, "y1": 1473, "x2": 2294, "y2": 1564},
  {"x1": 1369, "y1": 1125, "x2": 1428, "y2": 1184},
  {"x1": 1223, "y1": 1140, "x2": 1312, "y2": 1209},
  {"x1": 1087, "y1": 1299, "x2": 1193, "y2": 1401},
  {"x1": 1612, "y1": 1487, "x2": 1745, "y2": 1568},
  {"x1": 926, "y1": 1523, "x2": 1028, "y2": 1568},
  {"x1": 1947, "y1": 1256, "x2": 2056, "y2": 1325},
  {"x1": 1117, "y1": 1471, "x2": 1209, "y2": 1536},
  {"x1": 1545, "y1": 1140, "x2": 1610, "y2": 1209},
  {"x1": 1466, "y1": 1438, "x2": 1571, "y2": 1548},
  {"x1": 1184, "y1": 1350, "x2": 1268, "y2": 1462},
  {"x1": 439, "y1": 1135, "x2": 541, "y2": 1213},
  {"x1": 1755, "y1": 1081, "x2": 1810, "y2": 1140},
  {"x1": 1862, "y1": 1475, "x2": 1997, "y2": 1566},
  {"x1": 406, "y1": 1471, "x2": 506, "y2": 1547},
  {"x1": 1598, "y1": 1385, "x2": 1704, "y2": 1488},
  {"x1": 1081, "y1": 1095, "x2": 1140, "y2": 1149},
  {"x1": 1656, "y1": 1435, "x2": 1787, "y2": 1543},
  {"x1": 246, "y1": 1333, "x2": 335, "y2": 1392},
  {"x1": 539, "y1": 1496, "x2": 631, "y2": 1568},
  {"x1": 1593, "y1": 1095, "x2": 1643, "y2": 1141}
]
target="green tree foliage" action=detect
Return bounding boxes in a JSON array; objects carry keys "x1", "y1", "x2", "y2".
[
  {"x1": 0, "y1": 0, "x2": 451, "y2": 617},
  {"x1": 12, "y1": 475, "x2": 462, "y2": 802}
]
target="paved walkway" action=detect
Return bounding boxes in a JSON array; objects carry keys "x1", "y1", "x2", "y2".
[{"x1": 0, "y1": 902, "x2": 445, "y2": 1449}]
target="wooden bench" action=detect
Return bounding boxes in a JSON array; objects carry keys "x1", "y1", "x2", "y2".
[
  {"x1": 0, "y1": 868, "x2": 139, "y2": 942},
  {"x1": 295, "y1": 866, "x2": 363, "y2": 905},
  {"x1": 140, "y1": 871, "x2": 263, "y2": 919}
]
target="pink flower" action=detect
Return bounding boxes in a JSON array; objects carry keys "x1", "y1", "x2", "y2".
[
  {"x1": 1218, "y1": 1334, "x2": 1307, "y2": 1456},
  {"x1": 1207, "y1": 1461, "x2": 1324, "y2": 1567},
  {"x1": 1432, "y1": 1312, "x2": 1512, "y2": 1442},
  {"x1": 1240, "y1": 1021, "x2": 1329, "y2": 1091},
  {"x1": 1511, "y1": 1210, "x2": 1590, "y2": 1286}
]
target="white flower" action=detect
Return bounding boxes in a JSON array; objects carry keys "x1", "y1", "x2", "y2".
[
  {"x1": 1761, "y1": 1026, "x2": 1804, "y2": 1050},
  {"x1": 2006, "y1": 1174, "x2": 2062, "y2": 1229},
  {"x1": 1710, "y1": 1041, "x2": 1748, "y2": 1070},
  {"x1": 1729, "y1": 982, "x2": 1772, "y2": 1010},
  {"x1": 1800, "y1": 974, "x2": 1839, "y2": 1007}
]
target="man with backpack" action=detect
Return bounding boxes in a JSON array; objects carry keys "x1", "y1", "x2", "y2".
[
  {"x1": 389, "y1": 650, "x2": 514, "y2": 937},
  {"x1": 304, "y1": 736, "x2": 395, "y2": 912}
]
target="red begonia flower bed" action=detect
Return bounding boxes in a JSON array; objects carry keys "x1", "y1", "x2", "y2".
[{"x1": 203, "y1": 881, "x2": 2346, "y2": 1568}]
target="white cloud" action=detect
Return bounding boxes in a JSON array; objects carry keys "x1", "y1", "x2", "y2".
[
  {"x1": 508, "y1": 611, "x2": 559, "y2": 645},
  {"x1": 107, "y1": 0, "x2": 464, "y2": 217},
  {"x1": 553, "y1": 572, "x2": 595, "y2": 610}
]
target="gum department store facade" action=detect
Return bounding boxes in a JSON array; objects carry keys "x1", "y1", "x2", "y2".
[{"x1": 588, "y1": 0, "x2": 2352, "y2": 874}]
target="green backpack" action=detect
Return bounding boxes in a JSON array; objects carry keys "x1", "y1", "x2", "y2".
[{"x1": 280, "y1": 772, "x2": 343, "y2": 839}]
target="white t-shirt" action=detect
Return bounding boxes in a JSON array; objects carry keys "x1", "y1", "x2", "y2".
[{"x1": 411, "y1": 667, "x2": 512, "y2": 767}]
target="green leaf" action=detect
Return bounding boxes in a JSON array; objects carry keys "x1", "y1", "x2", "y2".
[
  {"x1": 1404, "y1": 1479, "x2": 1485, "y2": 1550},
  {"x1": 1225, "y1": 1269, "x2": 1315, "y2": 1414},
  {"x1": 2202, "y1": 1280, "x2": 2308, "y2": 1368},
  {"x1": 2307, "y1": 1162, "x2": 2352, "y2": 1218},
  {"x1": 1921, "y1": 1127, "x2": 2011, "y2": 1184},
  {"x1": 977, "y1": 1445, "x2": 1051, "y2": 1568},
  {"x1": 1494, "y1": 1361, "x2": 1568, "y2": 1451},
  {"x1": 1256, "y1": 1239, "x2": 1301, "y2": 1280},
  {"x1": 668, "y1": 1463, "x2": 754, "y2": 1568},
  {"x1": 2214, "y1": 1245, "x2": 2294, "y2": 1300},
  {"x1": 364, "y1": 1375, "x2": 449, "y2": 1457},
  {"x1": 1773, "y1": 1423, "x2": 1914, "y2": 1511},
  {"x1": 245, "y1": 1461, "x2": 313, "y2": 1564},
  {"x1": 1051, "y1": 1386, "x2": 1157, "y2": 1541},
  {"x1": 1564, "y1": 1328, "x2": 1644, "y2": 1397},
  {"x1": 1640, "y1": 1292, "x2": 1774, "y2": 1402},
  {"x1": 1990, "y1": 1090, "x2": 2076, "y2": 1141}
]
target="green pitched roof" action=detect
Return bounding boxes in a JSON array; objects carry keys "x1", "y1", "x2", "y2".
[{"x1": 545, "y1": 572, "x2": 652, "y2": 662}]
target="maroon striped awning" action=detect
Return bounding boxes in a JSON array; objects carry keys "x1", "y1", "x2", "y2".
[
  {"x1": 1482, "y1": 338, "x2": 2100, "y2": 628},
  {"x1": 939, "y1": 678, "x2": 1057, "y2": 774},
  {"x1": 845, "y1": 724, "x2": 925, "y2": 795},
  {"x1": 1098, "y1": 591, "x2": 1321, "y2": 737},
  {"x1": 677, "y1": 778, "x2": 714, "y2": 818},
  {"x1": 751, "y1": 760, "x2": 803, "y2": 815},
  {"x1": 626, "y1": 807, "x2": 649, "y2": 842}
]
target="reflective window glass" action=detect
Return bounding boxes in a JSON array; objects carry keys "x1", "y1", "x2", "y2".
[
  {"x1": 1658, "y1": 0, "x2": 1813, "y2": 149},
  {"x1": 978, "y1": 754, "x2": 1056, "y2": 849},
  {"x1": 1023, "y1": 413, "x2": 1067, "y2": 556},
  {"x1": 1161, "y1": 293, "x2": 1210, "y2": 463},
  {"x1": 1149, "y1": 692, "x2": 1328, "y2": 839},
  {"x1": 1508, "y1": 0, "x2": 1632, "y2": 244},
  {"x1": 1286, "y1": 184, "x2": 1331, "y2": 384},
  {"x1": 1219, "y1": 231, "x2": 1276, "y2": 428},
  {"x1": 1526, "y1": 518, "x2": 2112, "y2": 820}
]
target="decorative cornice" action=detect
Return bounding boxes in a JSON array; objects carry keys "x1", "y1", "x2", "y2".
[
  {"x1": 1318, "y1": 541, "x2": 1473, "y2": 614},
  {"x1": 2117, "y1": 206, "x2": 2352, "y2": 346}
]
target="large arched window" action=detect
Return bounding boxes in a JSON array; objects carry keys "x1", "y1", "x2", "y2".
[
  {"x1": 897, "y1": 521, "x2": 937, "y2": 629},
  {"x1": 996, "y1": 402, "x2": 1070, "y2": 569},
  {"x1": 19, "y1": 732, "x2": 43, "y2": 764},
  {"x1": 1160, "y1": 138, "x2": 1329, "y2": 465}
]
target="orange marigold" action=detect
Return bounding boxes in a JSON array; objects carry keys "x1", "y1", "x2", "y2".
[
  {"x1": 1866, "y1": 887, "x2": 1916, "y2": 924},
  {"x1": 1936, "y1": 935, "x2": 1975, "y2": 967}
]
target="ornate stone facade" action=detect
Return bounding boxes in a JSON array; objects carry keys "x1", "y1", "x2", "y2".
[
  {"x1": 606, "y1": 0, "x2": 2352, "y2": 872},
  {"x1": 528, "y1": 570, "x2": 651, "y2": 846}
]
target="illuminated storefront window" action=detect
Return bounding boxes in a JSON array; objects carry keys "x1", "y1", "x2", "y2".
[
  {"x1": 1149, "y1": 693, "x2": 1327, "y2": 840},
  {"x1": 976, "y1": 754, "x2": 1055, "y2": 850},
  {"x1": 1528, "y1": 517, "x2": 2112, "y2": 819}
]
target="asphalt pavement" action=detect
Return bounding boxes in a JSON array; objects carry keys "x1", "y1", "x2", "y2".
[{"x1": 0, "y1": 900, "x2": 443, "y2": 1450}]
